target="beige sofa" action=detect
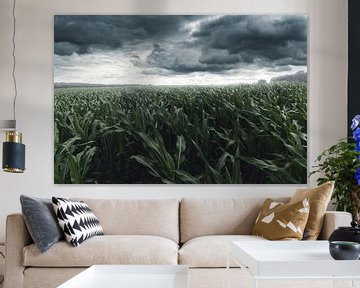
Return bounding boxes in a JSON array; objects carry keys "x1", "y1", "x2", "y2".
[{"x1": 4, "y1": 198, "x2": 352, "y2": 288}]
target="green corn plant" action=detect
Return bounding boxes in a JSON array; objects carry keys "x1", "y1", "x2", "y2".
[
  {"x1": 132, "y1": 133, "x2": 199, "y2": 184},
  {"x1": 67, "y1": 146, "x2": 97, "y2": 184},
  {"x1": 54, "y1": 82, "x2": 307, "y2": 184}
]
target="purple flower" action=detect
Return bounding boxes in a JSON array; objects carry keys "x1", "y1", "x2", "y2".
[
  {"x1": 353, "y1": 128, "x2": 360, "y2": 142},
  {"x1": 356, "y1": 167, "x2": 360, "y2": 186},
  {"x1": 352, "y1": 115, "x2": 360, "y2": 130},
  {"x1": 351, "y1": 115, "x2": 360, "y2": 186}
]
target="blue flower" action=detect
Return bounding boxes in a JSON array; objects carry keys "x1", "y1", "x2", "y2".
[
  {"x1": 356, "y1": 167, "x2": 360, "y2": 186},
  {"x1": 351, "y1": 115, "x2": 360, "y2": 186},
  {"x1": 353, "y1": 128, "x2": 360, "y2": 142},
  {"x1": 352, "y1": 115, "x2": 360, "y2": 130}
]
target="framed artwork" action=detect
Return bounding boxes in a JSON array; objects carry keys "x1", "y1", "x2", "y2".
[{"x1": 54, "y1": 15, "x2": 307, "y2": 184}]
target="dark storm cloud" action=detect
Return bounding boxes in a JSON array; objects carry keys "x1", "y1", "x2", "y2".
[
  {"x1": 54, "y1": 42, "x2": 81, "y2": 56},
  {"x1": 271, "y1": 71, "x2": 307, "y2": 83},
  {"x1": 199, "y1": 49, "x2": 241, "y2": 65},
  {"x1": 192, "y1": 15, "x2": 307, "y2": 68},
  {"x1": 142, "y1": 15, "x2": 307, "y2": 74},
  {"x1": 145, "y1": 44, "x2": 240, "y2": 73},
  {"x1": 54, "y1": 15, "x2": 198, "y2": 55},
  {"x1": 55, "y1": 15, "x2": 307, "y2": 75}
]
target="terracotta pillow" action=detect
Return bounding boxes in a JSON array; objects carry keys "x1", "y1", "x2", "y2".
[
  {"x1": 289, "y1": 181, "x2": 334, "y2": 240},
  {"x1": 252, "y1": 198, "x2": 310, "y2": 240}
]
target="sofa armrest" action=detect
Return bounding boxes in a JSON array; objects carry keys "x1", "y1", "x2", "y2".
[
  {"x1": 4, "y1": 214, "x2": 32, "y2": 288},
  {"x1": 318, "y1": 211, "x2": 352, "y2": 240}
]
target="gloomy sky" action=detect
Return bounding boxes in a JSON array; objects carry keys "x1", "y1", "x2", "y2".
[{"x1": 54, "y1": 15, "x2": 307, "y2": 85}]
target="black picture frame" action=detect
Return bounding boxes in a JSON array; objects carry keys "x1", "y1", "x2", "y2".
[{"x1": 348, "y1": 0, "x2": 360, "y2": 138}]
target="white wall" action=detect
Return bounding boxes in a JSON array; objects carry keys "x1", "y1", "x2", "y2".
[{"x1": 0, "y1": 0, "x2": 348, "y2": 242}]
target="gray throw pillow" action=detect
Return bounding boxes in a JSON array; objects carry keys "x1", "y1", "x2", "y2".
[{"x1": 20, "y1": 195, "x2": 64, "y2": 253}]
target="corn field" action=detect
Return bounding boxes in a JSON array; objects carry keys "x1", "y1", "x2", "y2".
[{"x1": 54, "y1": 83, "x2": 307, "y2": 184}]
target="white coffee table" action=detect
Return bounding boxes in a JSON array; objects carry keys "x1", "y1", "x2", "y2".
[
  {"x1": 228, "y1": 241, "x2": 360, "y2": 288},
  {"x1": 57, "y1": 265, "x2": 189, "y2": 288}
]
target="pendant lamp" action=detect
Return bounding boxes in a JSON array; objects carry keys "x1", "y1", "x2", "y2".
[{"x1": 1, "y1": 0, "x2": 26, "y2": 173}]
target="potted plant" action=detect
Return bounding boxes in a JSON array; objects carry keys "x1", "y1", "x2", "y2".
[{"x1": 310, "y1": 115, "x2": 360, "y2": 222}]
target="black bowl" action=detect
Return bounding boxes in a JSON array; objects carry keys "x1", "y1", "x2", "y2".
[{"x1": 329, "y1": 241, "x2": 360, "y2": 260}]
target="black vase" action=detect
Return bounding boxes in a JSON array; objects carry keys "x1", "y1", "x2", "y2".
[
  {"x1": 328, "y1": 221, "x2": 360, "y2": 244},
  {"x1": 329, "y1": 241, "x2": 360, "y2": 260}
]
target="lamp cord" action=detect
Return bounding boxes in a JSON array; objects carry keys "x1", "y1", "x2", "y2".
[{"x1": 11, "y1": 0, "x2": 17, "y2": 126}]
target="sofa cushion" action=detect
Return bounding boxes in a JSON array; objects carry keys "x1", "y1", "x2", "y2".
[
  {"x1": 179, "y1": 235, "x2": 267, "y2": 268},
  {"x1": 24, "y1": 268, "x2": 86, "y2": 288},
  {"x1": 290, "y1": 181, "x2": 334, "y2": 240},
  {"x1": 72, "y1": 198, "x2": 179, "y2": 243},
  {"x1": 23, "y1": 235, "x2": 178, "y2": 267},
  {"x1": 252, "y1": 198, "x2": 310, "y2": 240},
  {"x1": 52, "y1": 197, "x2": 104, "y2": 247},
  {"x1": 180, "y1": 198, "x2": 288, "y2": 243},
  {"x1": 20, "y1": 195, "x2": 64, "y2": 253}
]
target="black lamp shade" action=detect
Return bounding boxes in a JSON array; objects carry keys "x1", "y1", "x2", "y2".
[{"x1": 3, "y1": 141, "x2": 25, "y2": 173}]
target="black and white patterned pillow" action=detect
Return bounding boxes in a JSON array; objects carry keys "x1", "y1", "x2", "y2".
[{"x1": 52, "y1": 197, "x2": 104, "y2": 247}]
